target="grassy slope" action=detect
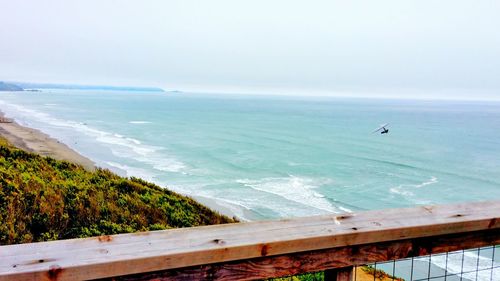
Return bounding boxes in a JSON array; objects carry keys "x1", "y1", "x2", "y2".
[{"x1": 0, "y1": 137, "x2": 234, "y2": 245}]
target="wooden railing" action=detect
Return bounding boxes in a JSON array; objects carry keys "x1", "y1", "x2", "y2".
[{"x1": 1, "y1": 201, "x2": 500, "y2": 281}]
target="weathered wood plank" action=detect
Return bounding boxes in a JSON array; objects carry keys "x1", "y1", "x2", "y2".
[
  {"x1": 100, "y1": 228, "x2": 500, "y2": 281},
  {"x1": 1, "y1": 201, "x2": 500, "y2": 281}
]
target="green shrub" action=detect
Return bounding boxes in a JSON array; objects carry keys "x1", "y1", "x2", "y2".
[{"x1": 0, "y1": 137, "x2": 235, "y2": 245}]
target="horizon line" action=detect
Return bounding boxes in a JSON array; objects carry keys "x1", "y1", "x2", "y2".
[{"x1": 4, "y1": 79, "x2": 500, "y2": 102}]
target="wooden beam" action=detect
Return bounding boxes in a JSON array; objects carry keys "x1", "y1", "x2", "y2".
[
  {"x1": 97, "y1": 228, "x2": 500, "y2": 281},
  {"x1": 1, "y1": 201, "x2": 500, "y2": 281}
]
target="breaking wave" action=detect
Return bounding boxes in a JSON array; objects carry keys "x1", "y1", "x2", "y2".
[{"x1": 236, "y1": 176, "x2": 348, "y2": 214}]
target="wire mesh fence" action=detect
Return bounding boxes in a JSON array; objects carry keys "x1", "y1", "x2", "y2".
[
  {"x1": 357, "y1": 245, "x2": 500, "y2": 281},
  {"x1": 269, "y1": 245, "x2": 500, "y2": 281}
]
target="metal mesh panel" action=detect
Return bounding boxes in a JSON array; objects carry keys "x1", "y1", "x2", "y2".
[{"x1": 353, "y1": 245, "x2": 500, "y2": 281}]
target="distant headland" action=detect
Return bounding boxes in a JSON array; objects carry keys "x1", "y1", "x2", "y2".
[
  {"x1": 0, "y1": 82, "x2": 23, "y2": 91},
  {"x1": 0, "y1": 81, "x2": 165, "y2": 92}
]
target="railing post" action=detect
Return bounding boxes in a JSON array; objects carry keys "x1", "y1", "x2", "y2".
[{"x1": 324, "y1": 266, "x2": 353, "y2": 281}]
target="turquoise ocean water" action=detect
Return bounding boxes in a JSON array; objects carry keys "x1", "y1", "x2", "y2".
[
  {"x1": 1, "y1": 90, "x2": 500, "y2": 222},
  {"x1": 1, "y1": 90, "x2": 500, "y2": 279}
]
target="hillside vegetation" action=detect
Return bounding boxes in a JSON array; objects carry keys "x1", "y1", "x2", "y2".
[{"x1": 0, "y1": 137, "x2": 234, "y2": 245}]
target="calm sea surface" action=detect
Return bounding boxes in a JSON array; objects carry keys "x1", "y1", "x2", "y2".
[{"x1": 1, "y1": 90, "x2": 500, "y2": 222}]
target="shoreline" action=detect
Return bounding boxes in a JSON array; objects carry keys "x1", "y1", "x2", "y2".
[
  {"x1": 0, "y1": 110, "x2": 242, "y2": 219},
  {"x1": 0, "y1": 111, "x2": 96, "y2": 171}
]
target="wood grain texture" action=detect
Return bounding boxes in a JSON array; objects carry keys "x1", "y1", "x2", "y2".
[
  {"x1": 1, "y1": 201, "x2": 500, "y2": 281},
  {"x1": 98, "y1": 228, "x2": 500, "y2": 281}
]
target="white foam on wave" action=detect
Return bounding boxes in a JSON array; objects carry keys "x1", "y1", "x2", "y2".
[
  {"x1": 202, "y1": 197, "x2": 253, "y2": 221},
  {"x1": 155, "y1": 180, "x2": 254, "y2": 221},
  {"x1": 152, "y1": 160, "x2": 186, "y2": 173},
  {"x1": 390, "y1": 176, "x2": 438, "y2": 197},
  {"x1": 94, "y1": 133, "x2": 156, "y2": 157},
  {"x1": 0, "y1": 100, "x2": 187, "y2": 174},
  {"x1": 236, "y1": 176, "x2": 343, "y2": 214},
  {"x1": 415, "y1": 176, "x2": 438, "y2": 188},
  {"x1": 338, "y1": 206, "x2": 353, "y2": 213},
  {"x1": 105, "y1": 161, "x2": 156, "y2": 181},
  {"x1": 126, "y1": 137, "x2": 141, "y2": 145},
  {"x1": 129, "y1": 121, "x2": 152, "y2": 124}
]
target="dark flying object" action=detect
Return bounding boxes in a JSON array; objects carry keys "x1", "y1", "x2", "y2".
[{"x1": 373, "y1": 123, "x2": 389, "y2": 134}]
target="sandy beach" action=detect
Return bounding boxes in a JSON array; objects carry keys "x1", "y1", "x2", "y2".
[
  {"x1": 0, "y1": 111, "x2": 245, "y2": 219},
  {"x1": 0, "y1": 112, "x2": 95, "y2": 171}
]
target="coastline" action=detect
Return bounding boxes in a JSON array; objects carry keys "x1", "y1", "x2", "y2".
[
  {"x1": 0, "y1": 110, "x2": 242, "y2": 219},
  {"x1": 0, "y1": 111, "x2": 95, "y2": 171}
]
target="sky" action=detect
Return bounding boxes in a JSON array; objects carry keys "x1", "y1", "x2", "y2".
[{"x1": 1, "y1": 0, "x2": 500, "y2": 99}]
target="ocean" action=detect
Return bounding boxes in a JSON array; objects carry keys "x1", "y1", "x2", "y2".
[
  {"x1": 1, "y1": 90, "x2": 499, "y2": 221},
  {"x1": 1, "y1": 89, "x2": 500, "y2": 280}
]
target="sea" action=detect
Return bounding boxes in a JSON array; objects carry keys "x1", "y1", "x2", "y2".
[{"x1": 1, "y1": 89, "x2": 500, "y2": 279}]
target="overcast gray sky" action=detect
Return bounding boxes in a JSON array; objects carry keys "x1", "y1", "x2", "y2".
[{"x1": 1, "y1": 0, "x2": 499, "y2": 99}]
